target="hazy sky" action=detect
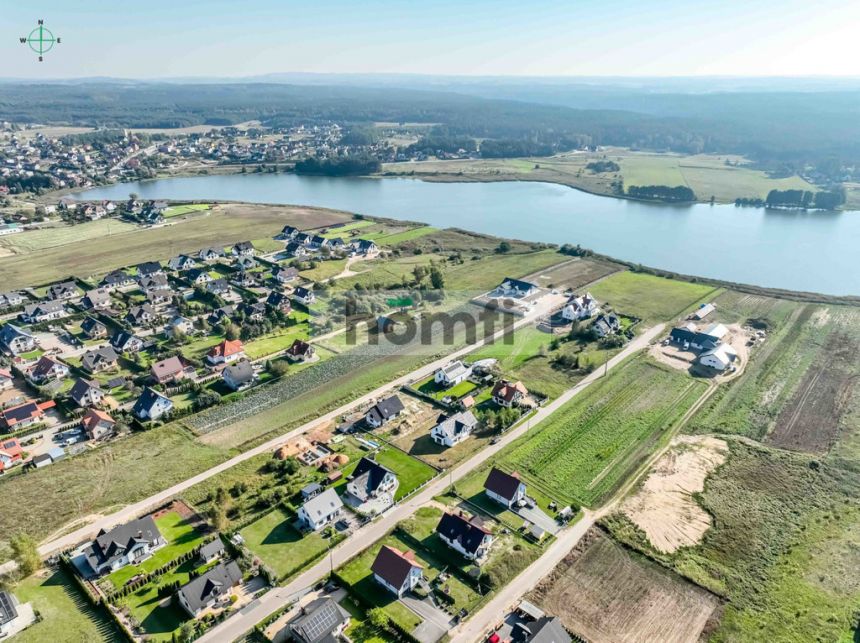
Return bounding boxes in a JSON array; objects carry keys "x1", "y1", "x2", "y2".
[{"x1": 5, "y1": 0, "x2": 859, "y2": 79}]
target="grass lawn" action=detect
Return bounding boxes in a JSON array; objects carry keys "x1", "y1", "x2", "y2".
[
  {"x1": 14, "y1": 567, "x2": 123, "y2": 643},
  {"x1": 0, "y1": 218, "x2": 137, "y2": 254},
  {"x1": 444, "y1": 250, "x2": 567, "y2": 292},
  {"x1": 319, "y1": 220, "x2": 375, "y2": 238},
  {"x1": 375, "y1": 226, "x2": 438, "y2": 245},
  {"x1": 336, "y1": 440, "x2": 437, "y2": 501},
  {"x1": 589, "y1": 271, "x2": 720, "y2": 324},
  {"x1": 102, "y1": 511, "x2": 208, "y2": 592},
  {"x1": 244, "y1": 325, "x2": 310, "y2": 360},
  {"x1": 473, "y1": 356, "x2": 707, "y2": 506},
  {"x1": 118, "y1": 558, "x2": 214, "y2": 641},
  {"x1": 416, "y1": 375, "x2": 476, "y2": 401},
  {"x1": 162, "y1": 203, "x2": 210, "y2": 218},
  {"x1": 300, "y1": 258, "x2": 349, "y2": 282},
  {"x1": 339, "y1": 596, "x2": 390, "y2": 643},
  {"x1": 469, "y1": 325, "x2": 555, "y2": 369},
  {"x1": 240, "y1": 507, "x2": 337, "y2": 580}
]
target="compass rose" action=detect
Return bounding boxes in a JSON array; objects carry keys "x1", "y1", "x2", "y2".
[{"x1": 20, "y1": 20, "x2": 61, "y2": 62}]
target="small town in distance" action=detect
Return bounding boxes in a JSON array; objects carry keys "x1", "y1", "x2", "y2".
[{"x1": 1, "y1": 3, "x2": 859, "y2": 643}]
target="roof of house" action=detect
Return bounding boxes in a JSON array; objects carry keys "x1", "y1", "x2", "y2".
[
  {"x1": 198, "y1": 537, "x2": 225, "y2": 560},
  {"x1": 223, "y1": 360, "x2": 254, "y2": 385},
  {"x1": 484, "y1": 467, "x2": 523, "y2": 501},
  {"x1": 294, "y1": 286, "x2": 313, "y2": 299},
  {"x1": 81, "y1": 408, "x2": 115, "y2": 431},
  {"x1": 0, "y1": 438, "x2": 23, "y2": 459},
  {"x1": 48, "y1": 280, "x2": 78, "y2": 299},
  {"x1": 433, "y1": 410, "x2": 478, "y2": 439},
  {"x1": 85, "y1": 515, "x2": 163, "y2": 571},
  {"x1": 371, "y1": 545, "x2": 422, "y2": 589},
  {"x1": 102, "y1": 269, "x2": 132, "y2": 285},
  {"x1": 233, "y1": 240, "x2": 254, "y2": 251},
  {"x1": 132, "y1": 387, "x2": 172, "y2": 416},
  {"x1": 500, "y1": 277, "x2": 538, "y2": 293},
  {"x1": 151, "y1": 356, "x2": 185, "y2": 380},
  {"x1": 366, "y1": 395, "x2": 405, "y2": 424},
  {"x1": 1, "y1": 400, "x2": 54, "y2": 427},
  {"x1": 491, "y1": 380, "x2": 528, "y2": 403},
  {"x1": 348, "y1": 457, "x2": 395, "y2": 502},
  {"x1": 0, "y1": 591, "x2": 18, "y2": 626},
  {"x1": 24, "y1": 300, "x2": 64, "y2": 316},
  {"x1": 437, "y1": 512, "x2": 492, "y2": 555},
  {"x1": 70, "y1": 377, "x2": 102, "y2": 401},
  {"x1": 522, "y1": 616, "x2": 571, "y2": 643},
  {"x1": 30, "y1": 355, "x2": 66, "y2": 379},
  {"x1": 177, "y1": 561, "x2": 242, "y2": 614},
  {"x1": 84, "y1": 345, "x2": 119, "y2": 367},
  {"x1": 437, "y1": 360, "x2": 470, "y2": 381},
  {"x1": 0, "y1": 323, "x2": 33, "y2": 342},
  {"x1": 287, "y1": 339, "x2": 313, "y2": 356},
  {"x1": 208, "y1": 339, "x2": 244, "y2": 359},
  {"x1": 703, "y1": 323, "x2": 729, "y2": 340},
  {"x1": 136, "y1": 261, "x2": 162, "y2": 275},
  {"x1": 81, "y1": 316, "x2": 107, "y2": 333},
  {"x1": 84, "y1": 288, "x2": 111, "y2": 306},
  {"x1": 199, "y1": 246, "x2": 225, "y2": 257},
  {"x1": 300, "y1": 487, "x2": 343, "y2": 523},
  {"x1": 291, "y1": 597, "x2": 351, "y2": 643},
  {"x1": 266, "y1": 291, "x2": 291, "y2": 307}
]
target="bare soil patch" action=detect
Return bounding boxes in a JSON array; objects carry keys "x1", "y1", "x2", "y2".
[
  {"x1": 529, "y1": 526, "x2": 721, "y2": 643},
  {"x1": 622, "y1": 436, "x2": 728, "y2": 553},
  {"x1": 767, "y1": 331, "x2": 859, "y2": 454}
]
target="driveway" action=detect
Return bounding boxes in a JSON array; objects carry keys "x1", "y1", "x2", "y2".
[
  {"x1": 515, "y1": 503, "x2": 561, "y2": 536},
  {"x1": 401, "y1": 593, "x2": 451, "y2": 643}
]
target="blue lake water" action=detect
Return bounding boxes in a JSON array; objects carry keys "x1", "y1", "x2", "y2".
[{"x1": 75, "y1": 173, "x2": 860, "y2": 296}]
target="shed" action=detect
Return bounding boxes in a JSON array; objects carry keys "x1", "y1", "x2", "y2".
[{"x1": 47, "y1": 446, "x2": 65, "y2": 463}]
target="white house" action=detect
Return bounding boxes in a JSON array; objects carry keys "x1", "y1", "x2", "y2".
[
  {"x1": 292, "y1": 286, "x2": 315, "y2": 307},
  {"x1": 298, "y1": 488, "x2": 343, "y2": 531},
  {"x1": 562, "y1": 292, "x2": 598, "y2": 321},
  {"x1": 365, "y1": 395, "x2": 405, "y2": 428},
  {"x1": 371, "y1": 545, "x2": 423, "y2": 597},
  {"x1": 434, "y1": 360, "x2": 472, "y2": 387},
  {"x1": 699, "y1": 343, "x2": 738, "y2": 371},
  {"x1": 345, "y1": 458, "x2": 399, "y2": 514},
  {"x1": 436, "y1": 512, "x2": 495, "y2": 563},
  {"x1": 484, "y1": 468, "x2": 527, "y2": 508},
  {"x1": 491, "y1": 380, "x2": 529, "y2": 408},
  {"x1": 81, "y1": 515, "x2": 166, "y2": 576},
  {"x1": 131, "y1": 387, "x2": 174, "y2": 421},
  {"x1": 493, "y1": 277, "x2": 538, "y2": 299},
  {"x1": 176, "y1": 560, "x2": 243, "y2": 618},
  {"x1": 430, "y1": 411, "x2": 479, "y2": 448}
]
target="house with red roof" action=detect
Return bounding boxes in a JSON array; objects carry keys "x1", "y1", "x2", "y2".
[
  {"x1": 206, "y1": 339, "x2": 245, "y2": 366},
  {"x1": 0, "y1": 437, "x2": 23, "y2": 472},
  {"x1": 491, "y1": 380, "x2": 529, "y2": 408},
  {"x1": 81, "y1": 408, "x2": 116, "y2": 440},
  {"x1": 0, "y1": 400, "x2": 55, "y2": 431}
]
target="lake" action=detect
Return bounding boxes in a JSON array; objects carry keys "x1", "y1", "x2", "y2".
[{"x1": 75, "y1": 173, "x2": 860, "y2": 296}]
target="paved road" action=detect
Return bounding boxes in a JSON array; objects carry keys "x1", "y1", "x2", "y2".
[
  {"x1": 32, "y1": 293, "x2": 566, "y2": 561},
  {"x1": 197, "y1": 323, "x2": 664, "y2": 642}
]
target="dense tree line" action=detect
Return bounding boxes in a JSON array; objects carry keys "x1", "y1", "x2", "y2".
[
  {"x1": 406, "y1": 132, "x2": 477, "y2": 155},
  {"x1": 626, "y1": 185, "x2": 696, "y2": 202},
  {"x1": 294, "y1": 155, "x2": 381, "y2": 176},
  {"x1": 586, "y1": 160, "x2": 620, "y2": 173},
  {"x1": 765, "y1": 189, "x2": 846, "y2": 209}
]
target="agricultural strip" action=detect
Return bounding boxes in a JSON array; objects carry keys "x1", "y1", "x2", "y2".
[
  {"x1": 529, "y1": 526, "x2": 720, "y2": 643},
  {"x1": 492, "y1": 355, "x2": 708, "y2": 506}
]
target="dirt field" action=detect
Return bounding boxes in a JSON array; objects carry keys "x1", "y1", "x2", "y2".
[
  {"x1": 767, "y1": 329, "x2": 859, "y2": 453},
  {"x1": 529, "y1": 527, "x2": 721, "y2": 643},
  {"x1": 526, "y1": 257, "x2": 620, "y2": 292},
  {"x1": 622, "y1": 436, "x2": 728, "y2": 553}
]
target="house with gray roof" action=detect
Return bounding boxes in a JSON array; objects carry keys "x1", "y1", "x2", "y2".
[
  {"x1": 176, "y1": 560, "x2": 242, "y2": 617},
  {"x1": 289, "y1": 597, "x2": 351, "y2": 643},
  {"x1": 365, "y1": 394, "x2": 405, "y2": 428},
  {"x1": 0, "y1": 324, "x2": 36, "y2": 355},
  {"x1": 81, "y1": 515, "x2": 166, "y2": 577},
  {"x1": 297, "y1": 487, "x2": 343, "y2": 531}
]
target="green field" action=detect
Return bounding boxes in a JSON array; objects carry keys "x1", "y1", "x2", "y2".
[
  {"x1": 0, "y1": 218, "x2": 137, "y2": 254},
  {"x1": 244, "y1": 325, "x2": 310, "y2": 360},
  {"x1": 162, "y1": 203, "x2": 211, "y2": 218},
  {"x1": 481, "y1": 356, "x2": 707, "y2": 506},
  {"x1": 0, "y1": 427, "x2": 227, "y2": 557},
  {"x1": 299, "y1": 258, "x2": 349, "y2": 281},
  {"x1": 619, "y1": 153, "x2": 818, "y2": 202},
  {"x1": 416, "y1": 375, "x2": 477, "y2": 401},
  {"x1": 589, "y1": 271, "x2": 719, "y2": 323},
  {"x1": 14, "y1": 567, "x2": 123, "y2": 643},
  {"x1": 0, "y1": 203, "x2": 351, "y2": 288},
  {"x1": 374, "y1": 226, "x2": 438, "y2": 245},
  {"x1": 240, "y1": 507, "x2": 337, "y2": 580}
]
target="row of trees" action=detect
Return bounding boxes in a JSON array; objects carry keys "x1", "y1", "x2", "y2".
[
  {"x1": 627, "y1": 185, "x2": 696, "y2": 202},
  {"x1": 294, "y1": 155, "x2": 381, "y2": 176},
  {"x1": 765, "y1": 188, "x2": 846, "y2": 210}
]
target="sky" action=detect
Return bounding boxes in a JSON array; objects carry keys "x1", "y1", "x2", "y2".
[{"x1": 3, "y1": 0, "x2": 860, "y2": 79}]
